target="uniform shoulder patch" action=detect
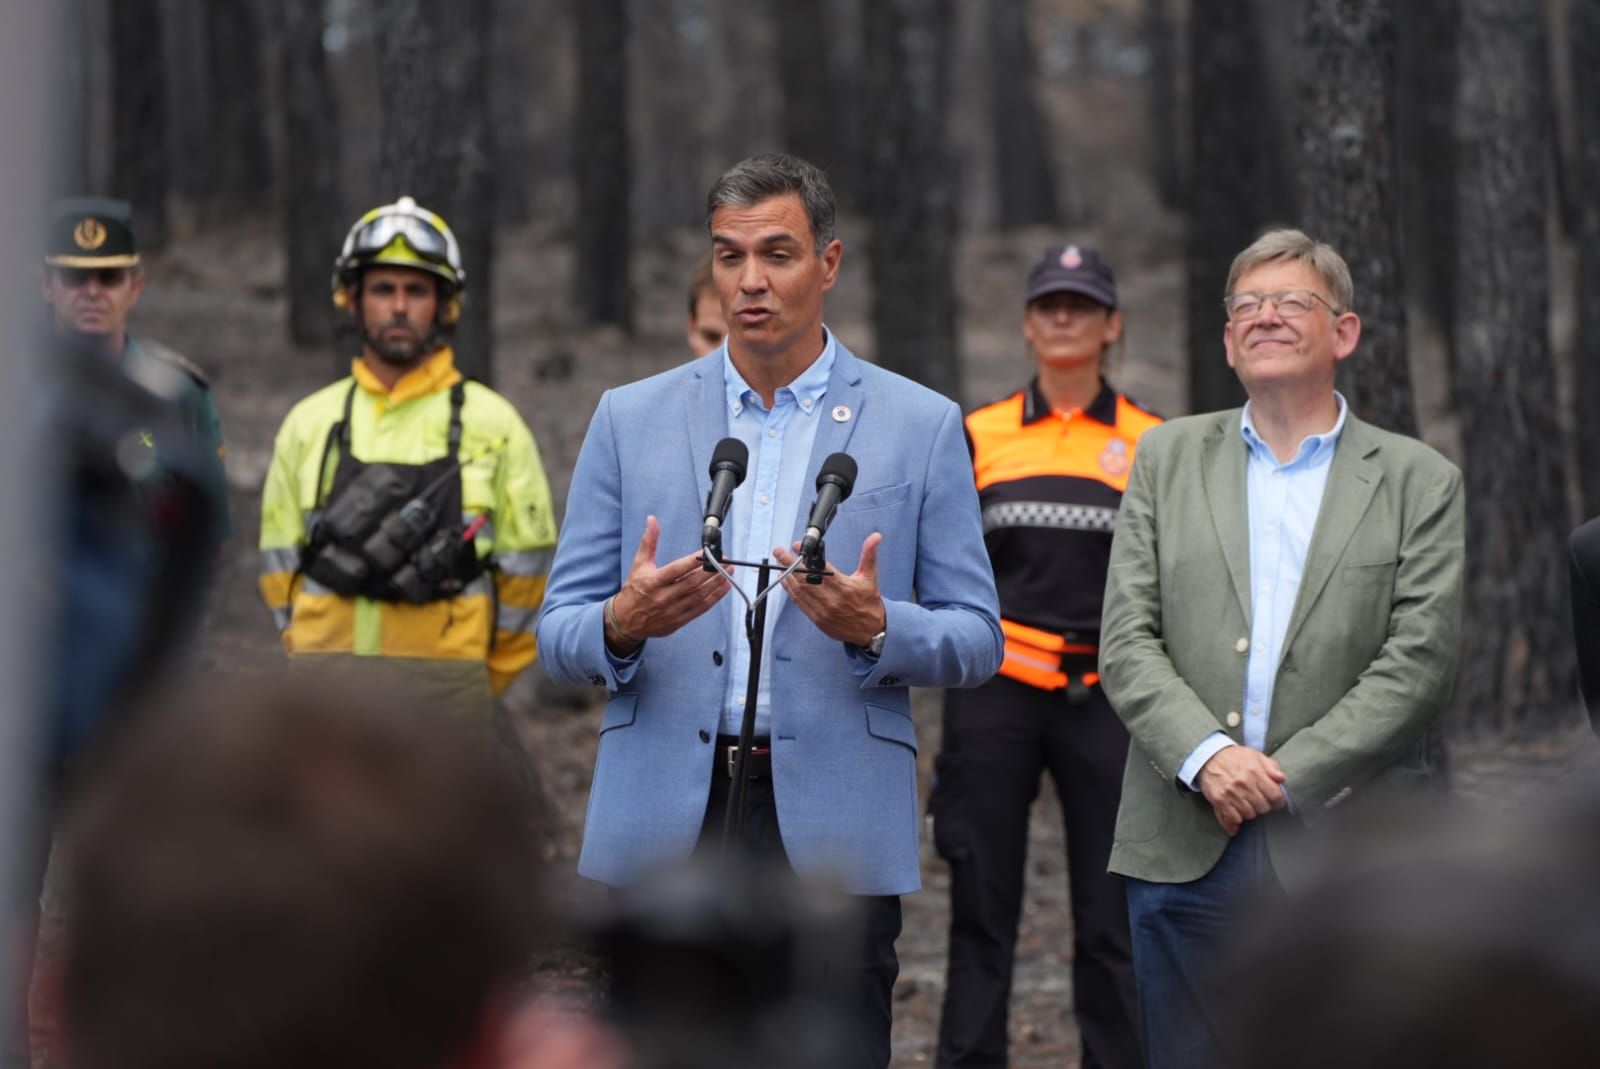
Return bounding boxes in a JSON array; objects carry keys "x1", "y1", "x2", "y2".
[{"x1": 138, "y1": 338, "x2": 211, "y2": 387}]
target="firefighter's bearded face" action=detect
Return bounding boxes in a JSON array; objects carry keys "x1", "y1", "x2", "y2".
[{"x1": 355, "y1": 266, "x2": 442, "y2": 366}]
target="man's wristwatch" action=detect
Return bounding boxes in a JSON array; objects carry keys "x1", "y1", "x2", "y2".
[{"x1": 865, "y1": 628, "x2": 887, "y2": 657}]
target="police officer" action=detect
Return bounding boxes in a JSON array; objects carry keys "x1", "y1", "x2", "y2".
[
  {"x1": 931, "y1": 246, "x2": 1157, "y2": 1068},
  {"x1": 258, "y1": 196, "x2": 557, "y2": 715},
  {"x1": 40, "y1": 196, "x2": 232, "y2": 540}
]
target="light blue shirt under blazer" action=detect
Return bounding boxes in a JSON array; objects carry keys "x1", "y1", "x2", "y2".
[
  {"x1": 719, "y1": 331, "x2": 836, "y2": 736},
  {"x1": 1177, "y1": 393, "x2": 1349, "y2": 787}
]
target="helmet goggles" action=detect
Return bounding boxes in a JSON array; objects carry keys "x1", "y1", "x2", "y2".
[
  {"x1": 348, "y1": 212, "x2": 453, "y2": 266},
  {"x1": 334, "y1": 196, "x2": 465, "y2": 294}
]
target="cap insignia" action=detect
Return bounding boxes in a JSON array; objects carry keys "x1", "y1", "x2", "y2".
[
  {"x1": 73, "y1": 217, "x2": 107, "y2": 251},
  {"x1": 1060, "y1": 246, "x2": 1082, "y2": 269}
]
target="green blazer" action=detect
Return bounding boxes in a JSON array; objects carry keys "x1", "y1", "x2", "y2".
[{"x1": 1098, "y1": 408, "x2": 1464, "y2": 888}]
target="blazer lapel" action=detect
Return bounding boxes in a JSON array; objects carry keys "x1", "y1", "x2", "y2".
[
  {"x1": 792, "y1": 343, "x2": 866, "y2": 543},
  {"x1": 1201, "y1": 414, "x2": 1253, "y2": 626},
  {"x1": 1279, "y1": 417, "x2": 1383, "y2": 658},
  {"x1": 686, "y1": 351, "x2": 729, "y2": 513}
]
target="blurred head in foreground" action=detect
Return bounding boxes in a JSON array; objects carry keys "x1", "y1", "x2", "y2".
[
  {"x1": 1220, "y1": 793, "x2": 1600, "y2": 1068},
  {"x1": 59, "y1": 678, "x2": 550, "y2": 1069}
]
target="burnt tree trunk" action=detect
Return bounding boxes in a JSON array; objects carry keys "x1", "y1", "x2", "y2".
[
  {"x1": 1451, "y1": 0, "x2": 1574, "y2": 731},
  {"x1": 1572, "y1": 0, "x2": 1600, "y2": 518},
  {"x1": 110, "y1": 0, "x2": 169, "y2": 249},
  {"x1": 1144, "y1": 0, "x2": 1182, "y2": 209},
  {"x1": 377, "y1": 0, "x2": 498, "y2": 382},
  {"x1": 774, "y1": 0, "x2": 853, "y2": 204},
  {"x1": 574, "y1": 0, "x2": 631, "y2": 330},
  {"x1": 988, "y1": 0, "x2": 1058, "y2": 228},
  {"x1": 201, "y1": 0, "x2": 272, "y2": 225},
  {"x1": 631, "y1": 0, "x2": 705, "y2": 235},
  {"x1": 1395, "y1": 0, "x2": 1458, "y2": 355},
  {"x1": 272, "y1": 0, "x2": 342, "y2": 350},
  {"x1": 1185, "y1": 0, "x2": 1293, "y2": 414},
  {"x1": 1296, "y1": 0, "x2": 1414, "y2": 435},
  {"x1": 862, "y1": 0, "x2": 961, "y2": 403},
  {"x1": 714, "y1": 3, "x2": 780, "y2": 166}
]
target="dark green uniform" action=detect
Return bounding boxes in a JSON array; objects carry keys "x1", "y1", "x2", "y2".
[{"x1": 123, "y1": 335, "x2": 233, "y2": 540}]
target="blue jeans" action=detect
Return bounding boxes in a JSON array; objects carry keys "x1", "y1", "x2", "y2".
[{"x1": 1124, "y1": 819, "x2": 1281, "y2": 1069}]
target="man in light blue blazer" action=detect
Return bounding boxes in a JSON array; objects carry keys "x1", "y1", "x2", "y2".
[{"x1": 535, "y1": 154, "x2": 1003, "y2": 1068}]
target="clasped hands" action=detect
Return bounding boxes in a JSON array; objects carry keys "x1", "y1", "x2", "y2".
[
  {"x1": 603, "y1": 516, "x2": 885, "y2": 655},
  {"x1": 1196, "y1": 745, "x2": 1287, "y2": 836}
]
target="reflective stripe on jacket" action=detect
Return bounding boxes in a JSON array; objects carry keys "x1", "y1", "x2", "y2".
[{"x1": 258, "y1": 347, "x2": 557, "y2": 694}]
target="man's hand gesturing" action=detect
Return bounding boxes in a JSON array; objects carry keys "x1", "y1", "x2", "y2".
[
  {"x1": 605, "y1": 516, "x2": 732, "y2": 654},
  {"x1": 773, "y1": 532, "x2": 887, "y2": 648}
]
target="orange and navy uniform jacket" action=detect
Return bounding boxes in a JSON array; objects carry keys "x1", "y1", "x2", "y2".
[{"x1": 965, "y1": 378, "x2": 1162, "y2": 691}]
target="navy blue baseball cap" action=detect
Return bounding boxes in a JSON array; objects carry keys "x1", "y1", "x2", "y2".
[{"x1": 1025, "y1": 244, "x2": 1117, "y2": 308}]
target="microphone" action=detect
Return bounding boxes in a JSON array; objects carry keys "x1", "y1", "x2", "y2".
[
  {"x1": 799, "y1": 453, "x2": 857, "y2": 560},
  {"x1": 702, "y1": 437, "x2": 749, "y2": 552}
]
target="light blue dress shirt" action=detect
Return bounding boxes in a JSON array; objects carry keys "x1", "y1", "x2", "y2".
[
  {"x1": 1177, "y1": 393, "x2": 1349, "y2": 788},
  {"x1": 717, "y1": 331, "x2": 836, "y2": 737}
]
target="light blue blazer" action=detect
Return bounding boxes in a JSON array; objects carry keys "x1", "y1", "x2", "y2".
[{"x1": 536, "y1": 344, "x2": 1003, "y2": 895}]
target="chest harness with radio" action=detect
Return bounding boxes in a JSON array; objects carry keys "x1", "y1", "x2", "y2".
[{"x1": 299, "y1": 380, "x2": 495, "y2": 605}]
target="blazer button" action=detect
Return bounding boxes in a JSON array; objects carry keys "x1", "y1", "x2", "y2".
[
  {"x1": 1234, "y1": 637, "x2": 1249, "y2": 653},
  {"x1": 698, "y1": 729, "x2": 711, "y2": 743},
  {"x1": 1226, "y1": 710, "x2": 1242, "y2": 728},
  {"x1": 881, "y1": 675, "x2": 901, "y2": 686},
  {"x1": 712, "y1": 651, "x2": 724, "y2": 666}
]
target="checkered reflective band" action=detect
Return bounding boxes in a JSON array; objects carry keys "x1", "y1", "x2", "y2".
[{"x1": 982, "y1": 501, "x2": 1119, "y2": 534}]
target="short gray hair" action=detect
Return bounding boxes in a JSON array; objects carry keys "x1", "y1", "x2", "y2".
[
  {"x1": 706, "y1": 153, "x2": 837, "y2": 257},
  {"x1": 1225, "y1": 228, "x2": 1355, "y2": 313}
]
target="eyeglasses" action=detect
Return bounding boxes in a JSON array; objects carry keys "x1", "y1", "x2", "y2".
[
  {"x1": 1223, "y1": 289, "x2": 1339, "y2": 322},
  {"x1": 53, "y1": 266, "x2": 131, "y2": 289},
  {"x1": 349, "y1": 211, "x2": 453, "y2": 265}
]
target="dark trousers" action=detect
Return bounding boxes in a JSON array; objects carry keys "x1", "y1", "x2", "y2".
[
  {"x1": 931, "y1": 675, "x2": 1143, "y2": 1069},
  {"x1": 699, "y1": 750, "x2": 903, "y2": 1069},
  {"x1": 1124, "y1": 819, "x2": 1280, "y2": 1069}
]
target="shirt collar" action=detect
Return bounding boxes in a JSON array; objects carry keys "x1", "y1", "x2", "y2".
[
  {"x1": 723, "y1": 327, "x2": 836, "y2": 415},
  {"x1": 351, "y1": 346, "x2": 462, "y2": 405},
  {"x1": 1240, "y1": 391, "x2": 1349, "y2": 466},
  {"x1": 1023, "y1": 376, "x2": 1118, "y2": 426}
]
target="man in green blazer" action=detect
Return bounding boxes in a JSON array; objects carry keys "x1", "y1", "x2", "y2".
[{"x1": 1098, "y1": 229, "x2": 1464, "y2": 1068}]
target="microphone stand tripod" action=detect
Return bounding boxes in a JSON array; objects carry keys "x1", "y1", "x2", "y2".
[{"x1": 702, "y1": 540, "x2": 831, "y2": 847}]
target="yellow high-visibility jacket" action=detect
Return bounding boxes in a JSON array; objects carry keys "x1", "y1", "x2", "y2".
[{"x1": 258, "y1": 348, "x2": 557, "y2": 695}]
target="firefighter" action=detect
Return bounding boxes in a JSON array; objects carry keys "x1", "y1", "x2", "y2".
[
  {"x1": 932, "y1": 246, "x2": 1159, "y2": 1069},
  {"x1": 258, "y1": 196, "x2": 556, "y2": 714}
]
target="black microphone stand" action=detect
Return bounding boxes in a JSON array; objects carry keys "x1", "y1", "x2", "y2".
[{"x1": 706, "y1": 539, "x2": 831, "y2": 847}]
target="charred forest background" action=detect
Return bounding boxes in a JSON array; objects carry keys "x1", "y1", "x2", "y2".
[{"x1": 46, "y1": 0, "x2": 1600, "y2": 738}]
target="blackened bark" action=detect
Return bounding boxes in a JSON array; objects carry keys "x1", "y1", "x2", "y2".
[
  {"x1": 631, "y1": 0, "x2": 705, "y2": 234},
  {"x1": 110, "y1": 0, "x2": 169, "y2": 249},
  {"x1": 376, "y1": 0, "x2": 499, "y2": 382},
  {"x1": 1395, "y1": 0, "x2": 1458, "y2": 351},
  {"x1": 1452, "y1": 0, "x2": 1574, "y2": 731},
  {"x1": 1295, "y1": 0, "x2": 1414, "y2": 436},
  {"x1": 574, "y1": 0, "x2": 631, "y2": 330},
  {"x1": 714, "y1": 3, "x2": 780, "y2": 167},
  {"x1": 774, "y1": 0, "x2": 852, "y2": 205},
  {"x1": 1185, "y1": 0, "x2": 1293, "y2": 414},
  {"x1": 201, "y1": 0, "x2": 272, "y2": 224},
  {"x1": 862, "y1": 0, "x2": 961, "y2": 403},
  {"x1": 1572, "y1": 0, "x2": 1600, "y2": 518},
  {"x1": 988, "y1": 0, "x2": 1058, "y2": 229},
  {"x1": 272, "y1": 0, "x2": 341, "y2": 349},
  {"x1": 1143, "y1": 0, "x2": 1182, "y2": 209}
]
